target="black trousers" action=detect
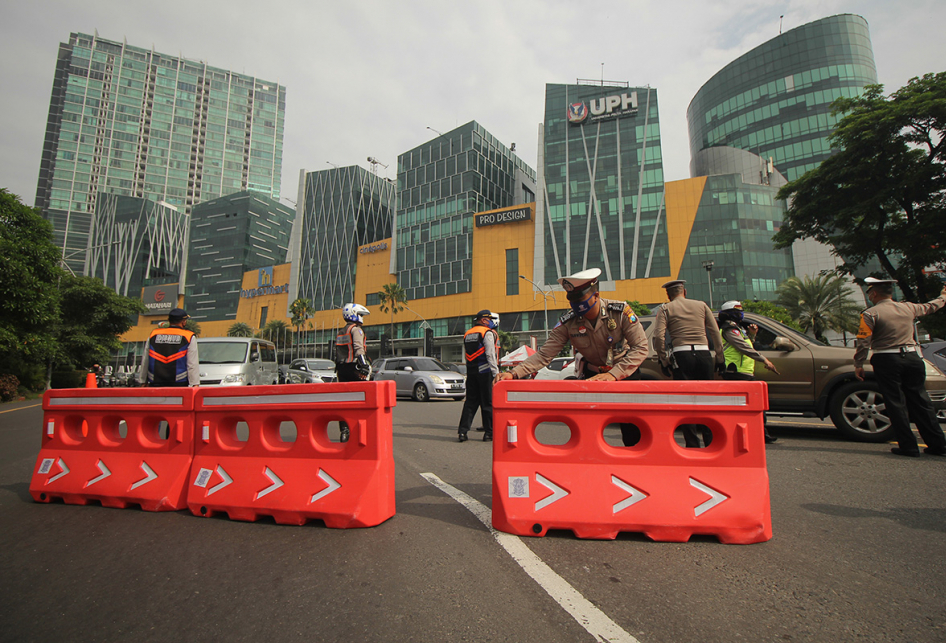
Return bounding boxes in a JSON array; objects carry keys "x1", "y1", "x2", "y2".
[
  {"x1": 671, "y1": 350, "x2": 715, "y2": 447},
  {"x1": 458, "y1": 366, "x2": 493, "y2": 436},
  {"x1": 870, "y1": 352, "x2": 946, "y2": 452},
  {"x1": 581, "y1": 366, "x2": 642, "y2": 447},
  {"x1": 335, "y1": 363, "x2": 361, "y2": 436}
]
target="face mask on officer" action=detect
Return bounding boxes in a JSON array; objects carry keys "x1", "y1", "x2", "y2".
[{"x1": 567, "y1": 284, "x2": 597, "y2": 316}]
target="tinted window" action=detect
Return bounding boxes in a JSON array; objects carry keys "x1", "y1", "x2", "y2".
[
  {"x1": 198, "y1": 341, "x2": 249, "y2": 364},
  {"x1": 409, "y1": 358, "x2": 451, "y2": 371},
  {"x1": 307, "y1": 359, "x2": 335, "y2": 370}
]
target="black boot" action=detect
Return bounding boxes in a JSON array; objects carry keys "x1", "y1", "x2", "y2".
[
  {"x1": 458, "y1": 431, "x2": 468, "y2": 443},
  {"x1": 340, "y1": 426, "x2": 350, "y2": 443},
  {"x1": 483, "y1": 432, "x2": 492, "y2": 442}
]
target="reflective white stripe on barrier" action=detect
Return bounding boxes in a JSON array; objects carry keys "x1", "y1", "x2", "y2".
[
  {"x1": 49, "y1": 396, "x2": 186, "y2": 406},
  {"x1": 201, "y1": 392, "x2": 367, "y2": 406},
  {"x1": 507, "y1": 391, "x2": 747, "y2": 406}
]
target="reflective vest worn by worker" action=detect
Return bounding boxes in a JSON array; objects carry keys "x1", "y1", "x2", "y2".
[
  {"x1": 146, "y1": 327, "x2": 196, "y2": 385},
  {"x1": 336, "y1": 323, "x2": 364, "y2": 363},
  {"x1": 720, "y1": 323, "x2": 756, "y2": 375},
  {"x1": 464, "y1": 324, "x2": 497, "y2": 371}
]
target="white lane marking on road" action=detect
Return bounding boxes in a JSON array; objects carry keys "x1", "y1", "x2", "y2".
[{"x1": 421, "y1": 472, "x2": 640, "y2": 643}]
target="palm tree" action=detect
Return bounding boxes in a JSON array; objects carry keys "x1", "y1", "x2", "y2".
[
  {"x1": 776, "y1": 274, "x2": 861, "y2": 343},
  {"x1": 258, "y1": 319, "x2": 290, "y2": 349},
  {"x1": 289, "y1": 298, "x2": 313, "y2": 355},
  {"x1": 227, "y1": 322, "x2": 254, "y2": 337},
  {"x1": 378, "y1": 282, "x2": 407, "y2": 352}
]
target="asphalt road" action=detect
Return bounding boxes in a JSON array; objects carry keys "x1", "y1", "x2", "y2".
[{"x1": 1, "y1": 396, "x2": 945, "y2": 643}]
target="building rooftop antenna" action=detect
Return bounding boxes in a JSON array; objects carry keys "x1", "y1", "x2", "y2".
[{"x1": 367, "y1": 156, "x2": 388, "y2": 176}]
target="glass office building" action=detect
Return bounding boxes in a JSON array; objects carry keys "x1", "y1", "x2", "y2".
[
  {"x1": 86, "y1": 193, "x2": 188, "y2": 298},
  {"x1": 186, "y1": 191, "x2": 294, "y2": 322},
  {"x1": 687, "y1": 14, "x2": 877, "y2": 183},
  {"x1": 289, "y1": 165, "x2": 395, "y2": 313},
  {"x1": 534, "y1": 82, "x2": 667, "y2": 287},
  {"x1": 36, "y1": 32, "x2": 286, "y2": 275},
  {"x1": 394, "y1": 121, "x2": 536, "y2": 301}
]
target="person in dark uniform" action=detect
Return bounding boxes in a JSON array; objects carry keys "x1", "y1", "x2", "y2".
[
  {"x1": 494, "y1": 268, "x2": 648, "y2": 446},
  {"x1": 138, "y1": 308, "x2": 199, "y2": 387},
  {"x1": 718, "y1": 300, "x2": 780, "y2": 444},
  {"x1": 854, "y1": 278, "x2": 946, "y2": 457},
  {"x1": 457, "y1": 310, "x2": 500, "y2": 443},
  {"x1": 336, "y1": 303, "x2": 372, "y2": 443},
  {"x1": 652, "y1": 280, "x2": 725, "y2": 447}
]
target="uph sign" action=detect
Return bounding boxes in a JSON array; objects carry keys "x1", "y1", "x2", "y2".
[{"x1": 568, "y1": 91, "x2": 638, "y2": 125}]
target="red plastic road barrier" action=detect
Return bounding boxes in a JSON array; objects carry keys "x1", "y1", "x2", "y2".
[
  {"x1": 30, "y1": 387, "x2": 195, "y2": 511},
  {"x1": 187, "y1": 381, "x2": 396, "y2": 527},
  {"x1": 491, "y1": 379, "x2": 772, "y2": 544}
]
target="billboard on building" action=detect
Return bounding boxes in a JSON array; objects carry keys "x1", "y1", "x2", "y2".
[{"x1": 141, "y1": 284, "x2": 179, "y2": 317}]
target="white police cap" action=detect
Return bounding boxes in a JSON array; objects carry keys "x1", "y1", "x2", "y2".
[{"x1": 558, "y1": 268, "x2": 601, "y2": 292}]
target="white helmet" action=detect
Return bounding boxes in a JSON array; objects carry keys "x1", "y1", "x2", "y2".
[
  {"x1": 720, "y1": 300, "x2": 743, "y2": 312},
  {"x1": 343, "y1": 303, "x2": 370, "y2": 324}
]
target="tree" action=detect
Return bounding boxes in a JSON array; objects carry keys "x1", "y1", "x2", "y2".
[
  {"x1": 54, "y1": 274, "x2": 145, "y2": 370},
  {"x1": 625, "y1": 300, "x2": 651, "y2": 316},
  {"x1": 378, "y1": 282, "x2": 407, "y2": 345},
  {"x1": 184, "y1": 319, "x2": 201, "y2": 336},
  {"x1": 227, "y1": 322, "x2": 254, "y2": 337},
  {"x1": 740, "y1": 300, "x2": 803, "y2": 331},
  {"x1": 775, "y1": 274, "x2": 861, "y2": 343},
  {"x1": 496, "y1": 329, "x2": 517, "y2": 355},
  {"x1": 289, "y1": 297, "x2": 313, "y2": 353},
  {"x1": 774, "y1": 74, "x2": 946, "y2": 307},
  {"x1": 259, "y1": 319, "x2": 290, "y2": 348},
  {"x1": 0, "y1": 189, "x2": 63, "y2": 372}
]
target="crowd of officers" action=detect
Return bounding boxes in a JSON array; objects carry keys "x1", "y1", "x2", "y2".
[{"x1": 136, "y1": 269, "x2": 946, "y2": 457}]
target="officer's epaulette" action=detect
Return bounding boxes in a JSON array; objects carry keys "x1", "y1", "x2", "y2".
[
  {"x1": 559, "y1": 310, "x2": 577, "y2": 324},
  {"x1": 608, "y1": 301, "x2": 638, "y2": 323}
]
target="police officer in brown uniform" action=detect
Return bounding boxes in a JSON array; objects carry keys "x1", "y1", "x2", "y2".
[
  {"x1": 854, "y1": 278, "x2": 946, "y2": 457},
  {"x1": 653, "y1": 280, "x2": 725, "y2": 447},
  {"x1": 494, "y1": 268, "x2": 648, "y2": 446}
]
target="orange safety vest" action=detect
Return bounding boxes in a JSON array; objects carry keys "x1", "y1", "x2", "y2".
[
  {"x1": 147, "y1": 327, "x2": 195, "y2": 385},
  {"x1": 464, "y1": 325, "x2": 497, "y2": 366}
]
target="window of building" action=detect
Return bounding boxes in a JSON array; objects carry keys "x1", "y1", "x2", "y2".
[
  {"x1": 506, "y1": 248, "x2": 519, "y2": 296},
  {"x1": 259, "y1": 306, "x2": 268, "y2": 328}
]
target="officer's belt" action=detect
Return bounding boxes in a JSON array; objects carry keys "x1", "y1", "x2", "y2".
[
  {"x1": 671, "y1": 344, "x2": 710, "y2": 353},
  {"x1": 584, "y1": 363, "x2": 613, "y2": 373},
  {"x1": 873, "y1": 346, "x2": 918, "y2": 354}
]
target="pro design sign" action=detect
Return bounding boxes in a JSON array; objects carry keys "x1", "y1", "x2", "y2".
[
  {"x1": 475, "y1": 206, "x2": 532, "y2": 228},
  {"x1": 141, "y1": 284, "x2": 179, "y2": 316},
  {"x1": 568, "y1": 91, "x2": 638, "y2": 125}
]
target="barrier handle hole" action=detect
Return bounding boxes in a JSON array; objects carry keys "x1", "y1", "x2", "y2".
[
  {"x1": 40, "y1": 493, "x2": 47, "y2": 501},
  {"x1": 532, "y1": 523, "x2": 542, "y2": 534},
  {"x1": 200, "y1": 506, "x2": 208, "y2": 515}
]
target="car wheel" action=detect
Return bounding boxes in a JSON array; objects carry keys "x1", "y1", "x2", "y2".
[
  {"x1": 828, "y1": 380, "x2": 894, "y2": 442},
  {"x1": 452, "y1": 396, "x2": 465, "y2": 401},
  {"x1": 413, "y1": 382, "x2": 430, "y2": 402}
]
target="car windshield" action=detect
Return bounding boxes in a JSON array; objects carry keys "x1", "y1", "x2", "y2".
[
  {"x1": 410, "y1": 358, "x2": 452, "y2": 372},
  {"x1": 198, "y1": 342, "x2": 249, "y2": 364},
  {"x1": 306, "y1": 359, "x2": 335, "y2": 370}
]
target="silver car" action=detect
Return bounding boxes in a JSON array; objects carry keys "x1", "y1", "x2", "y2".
[
  {"x1": 286, "y1": 358, "x2": 337, "y2": 383},
  {"x1": 371, "y1": 356, "x2": 466, "y2": 401}
]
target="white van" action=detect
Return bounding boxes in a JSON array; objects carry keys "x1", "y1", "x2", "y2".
[{"x1": 197, "y1": 337, "x2": 279, "y2": 386}]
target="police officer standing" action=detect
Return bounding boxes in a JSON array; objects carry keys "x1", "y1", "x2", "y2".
[
  {"x1": 458, "y1": 310, "x2": 500, "y2": 443},
  {"x1": 854, "y1": 278, "x2": 946, "y2": 457},
  {"x1": 494, "y1": 269, "x2": 648, "y2": 446},
  {"x1": 336, "y1": 303, "x2": 372, "y2": 443},
  {"x1": 138, "y1": 308, "x2": 199, "y2": 387},
  {"x1": 653, "y1": 280, "x2": 725, "y2": 447},
  {"x1": 718, "y1": 300, "x2": 780, "y2": 444}
]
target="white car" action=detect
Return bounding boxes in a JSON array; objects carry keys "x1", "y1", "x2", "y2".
[{"x1": 534, "y1": 356, "x2": 576, "y2": 380}]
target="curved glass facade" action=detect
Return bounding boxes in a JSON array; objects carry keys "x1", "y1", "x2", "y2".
[{"x1": 687, "y1": 14, "x2": 877, "y2": 182}]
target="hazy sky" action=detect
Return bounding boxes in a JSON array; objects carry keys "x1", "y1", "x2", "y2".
[{"x1": 2, "y1": 0, "x2": 944, "y2": 208}]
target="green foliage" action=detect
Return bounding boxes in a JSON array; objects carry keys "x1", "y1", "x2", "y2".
[
  {"x1": 625, "y1": 300, "x2": 651, "y2": 316},
  {"x1": 740, "y1": 300, "x2": 803, "y2": 331},
  {"x1": 775, "y1": 73, "x2": 946, "y2": 304},
  {"x1": 378, "y1": 282, "x2": 407, "y2": 342},
  {"x1": 184, "y1": 319, "x2": 201, "y2": 336},
  {"x1": 258, "y1": 319, "x2": 290, "y2": 348},
  {"x1": 54, "y1": 274, "x2": 145, "y2": 369},
  {"x1": 289, "y1": 298, "x2": 313, "y2": 332},
  {"x1": 0, "y1": 374, "x2": 19, "y2": 401},
  {"x1": 496, "y1": 329, "x2": 517, "y2": 354},
  {"x1": 0, "y1": 189, "x2": 63, "y2": 366},
  {"x1": 776, "y1": 274, "x2": 862, "y2": 342},
  {"x1": 227, "y1": 322, "x2": 254, "y2": 337}
]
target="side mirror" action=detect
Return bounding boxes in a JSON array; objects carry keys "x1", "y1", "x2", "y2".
[
  {"x1": 772, "y1": 337, "x2": 797, "y2": 352},
  {"x1": 404, "y1": 366, "x2": 414, "y2": 372},
  {"x1": 251, "y1": 352, "x2": 260, "y2": 362}
]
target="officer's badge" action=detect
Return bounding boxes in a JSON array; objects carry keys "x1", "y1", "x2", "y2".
[
  {"x1": 578, "y1": 326, "x2": 587, "y2": 335},
  {"x1": 607, "y1": 318, "x2": 617, "y2": 330}
]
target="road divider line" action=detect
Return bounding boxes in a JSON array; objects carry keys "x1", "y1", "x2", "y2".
[
  {"x1": 421, "y1": 472, "x2": 640, "y2": 643},
  {"x1": 0, "y1": 403, "x2": 41, "y2": 415}
]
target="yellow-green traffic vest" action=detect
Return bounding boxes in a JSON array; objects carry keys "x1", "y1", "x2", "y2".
[{"x1": 721, "y1": 327, "x2": 756, "y2": 375}]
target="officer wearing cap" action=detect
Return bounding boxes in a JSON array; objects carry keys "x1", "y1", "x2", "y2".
[
  {"x1": 138, "y1": 308, "x2": 199, "y2": 387},
  {"x1": 854, "y1": 277, "x2": 946, "y2": 457},
  {"x1": 494, "y1": 269, "x2": 648, "y2": 446},
  {"x1": 653, "y1": 280, "x2": 725, "y2": 447},
  {"x1": 458, "y1": 310, "x2": 500, "y2": 442}
]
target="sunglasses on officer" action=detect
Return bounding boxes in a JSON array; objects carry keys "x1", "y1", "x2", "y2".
[{"x1": 565, "y1": 283, "x2": 596, "y2": 302}]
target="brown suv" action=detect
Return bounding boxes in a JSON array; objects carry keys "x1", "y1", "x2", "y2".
[{"x1": 634, "y1": 312, "x2": 946, "y2": 442}]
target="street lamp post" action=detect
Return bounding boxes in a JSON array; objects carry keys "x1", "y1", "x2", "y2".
[
  {"x1": 702, "y1": 260, "x2": 715, "y2": 309},
  {"x1": 401, "y1": 302, "x2": 431, "y2": 356},
  {"x1": 519, "y1": 275, "x2": 556, "y2": 340}
]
